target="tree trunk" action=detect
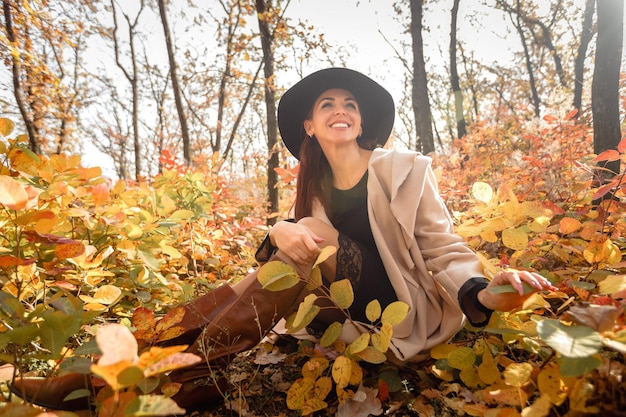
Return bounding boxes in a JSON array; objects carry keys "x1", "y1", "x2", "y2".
[
  {"x1": 409, "y1": 0, "x2": 434, "y2": 154},
  {"x1": 3, "y1": 0, "x2": 39, "y2": 153},
  {"x1": 573, "y1": 0, "x2": 596, "y2": 117},
  {"x1": 111, "y1": 0, "x2": 144, "y2": 180},
  {"x1": 592, "y1": 0, "x2": 623, "y2": 175},
  {"x1": 255, "y1": 0, "x2": 279, "y2": 226},
  {"x1": 449, "y1": 0, "x2": 466, "y2": 138},
  {"x1": 513, "y1": 0, "x2": 541, "y2": 118},
  {"x1": 158, "y1": 0, "x2": 191, "y2": 165}
]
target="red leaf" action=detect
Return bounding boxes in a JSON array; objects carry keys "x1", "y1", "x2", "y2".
[
  {"x1": 564, "y1": 109, "x2": 579, "y2": 120},
  {"x1": 594, "y1": 149, "x2": 621, "y2": 162},
  {"x1": 593, "y1": 181, "x2": 618, "y2": 200}
]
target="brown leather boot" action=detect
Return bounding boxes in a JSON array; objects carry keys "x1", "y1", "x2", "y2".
[
  {"x1": 9, "y1": 372, "x2": 95, "y2": 411},
  {"x1": 165, "y1": 257, "x2": 310, "y2": 410},
  {"x1": 10, "y1": 284, "x2": 239, "y2": 411}
]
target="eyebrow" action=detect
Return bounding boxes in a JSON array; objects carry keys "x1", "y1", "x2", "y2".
[{"x1": 318, "y1": 96, "x2": 357, "y2": 104}]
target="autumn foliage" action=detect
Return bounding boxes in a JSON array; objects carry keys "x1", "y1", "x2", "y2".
[{"x1": 1, "y1": 112, "x2": 625, "y2": 416}]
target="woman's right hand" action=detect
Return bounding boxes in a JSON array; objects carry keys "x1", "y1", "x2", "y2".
[{"x1": 269, "y1": 220, "x2": 324, "y2": 266}]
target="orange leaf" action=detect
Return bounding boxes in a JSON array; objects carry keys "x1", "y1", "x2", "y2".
[
  {"x1": 564, "y1": 109, "x2": 578, "y2": 120},
  {"x1": 0, "y1": 175, "x2": 28, "y2": 210},
  {"x1": 558, "y1": 217, "x2": 582, "y2": 235},
  {"x1": 618, "y1": 137, "x2": 626, "y2": 153},
  {"x1": 0, "y1": 255, "x2": 36, "y2": 267},
  {"x1": 56, "y1": 242, "x2": 86, "y2": 259}
]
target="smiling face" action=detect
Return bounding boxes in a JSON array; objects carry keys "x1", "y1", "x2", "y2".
[{"x1": 303, "y1": 88, "x2": 363, "y2": 150}]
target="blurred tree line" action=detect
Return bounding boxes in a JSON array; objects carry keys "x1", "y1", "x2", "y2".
[{"x1": 0, "y1": 0, "x2": 623, "y2": 220}]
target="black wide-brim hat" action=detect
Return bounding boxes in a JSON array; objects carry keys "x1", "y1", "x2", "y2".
[{"x1": 277, "y1": 68, "x2": 395, "y2": 159}]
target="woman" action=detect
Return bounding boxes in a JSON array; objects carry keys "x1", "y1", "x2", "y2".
[{"x1": 11, "y1": 68, "x2": 555, "y2": 411}]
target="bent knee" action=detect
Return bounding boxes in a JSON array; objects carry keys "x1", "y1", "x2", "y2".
[{"x1": 298, "y1": 217, "x2": 338, "y2": 242}]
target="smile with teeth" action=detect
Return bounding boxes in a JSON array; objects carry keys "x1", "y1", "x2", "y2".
[{"x1": 331, "y1": 122, "x2": 349, "y2": 128}]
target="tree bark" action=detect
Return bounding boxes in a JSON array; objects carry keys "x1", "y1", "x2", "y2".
[
  {"x1": 573, "y1": 0, "x2": 596, "y2": 117},
  {"x1": 3, "y1": 0, "x2": 40, "y2": 153},
  {"x1": 409, "y1": 0, "x2": 435, "y2": 154},
  {"x1": 158, "y1": 0, "x2": 191, "y2": 166},
  {"x1": 592, "y1": 0, "x2": 623, "y2": 175},
  {"x1": 449, "y1": 0, "x2": 466, "y2": 138},
  {"x1": 255, "y1": 0, "x2": 279, "y2": 226},
  {"x1": 111, "y1": 0, "x2": 144, "y2": 180}
]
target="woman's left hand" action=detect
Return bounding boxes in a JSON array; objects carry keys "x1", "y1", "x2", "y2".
[{"x1": 477, "y1": 269, "x2": 558, "y2": 312}]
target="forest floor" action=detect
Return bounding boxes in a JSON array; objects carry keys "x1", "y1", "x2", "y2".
[{"x1": 190, "y1": 332, "x2": 474, "y2": 417}]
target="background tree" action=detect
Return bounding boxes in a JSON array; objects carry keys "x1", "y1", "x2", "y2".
[
  {"x1": 157, "y1": 0, "x2": 190, "y2": 166},
  {"x1": 256, "y1": 0, "x2": 280, "y2": 225},
  {"x1": 111, "y1": 0, "x2": 145, "y2": 180},
  {"x1": 449, "y1": 0, "x2": 466, "y2": 138},
  {"x1": 409, "y1": 0, "x2": 435, "y2": 154},
  {"x1": 592, "y1": 0, "x2": 623, "y2": 176},
  {"x1": 573, "y1": 0, "x2": 596, "y2": 117}
]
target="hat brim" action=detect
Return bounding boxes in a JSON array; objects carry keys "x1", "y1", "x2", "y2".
[{"x1": 278, "y1": 68, "x2": 395, "y2": 159}]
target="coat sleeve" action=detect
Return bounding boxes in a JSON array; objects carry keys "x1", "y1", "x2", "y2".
[{"x1": 409, "y1": 159, "x2": 485, "y2": 301}]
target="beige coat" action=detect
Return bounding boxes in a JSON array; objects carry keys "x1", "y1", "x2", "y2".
[
  {"x1": 340, "y1": 148, "x2": 485, "y2": 363},
  {"x1": 274, "y1": 148, "x2": 485, "y2": 363}
]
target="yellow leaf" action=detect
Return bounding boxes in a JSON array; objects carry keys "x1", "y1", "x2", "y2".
[
  {"x1": 371, "y1": 323, "x2": 392, "y2": 352},
  {"x1": 0, "y1": 175, "x2": 28, "y2": 210},
  {"x1": 365, "y1": 299, "x2": 381, "y2": 322},
  {"x1": 347, "y1": 333, "x2": 370, "y2": 354},
  {"x1": 320, "y1": 321, "x2": 343, "y2": 347},
  {"x1": 329, "y1": 279, "x2": 354, "y2": 310},
  {"x1": 313, "y1": 376, "x2": 333, "y2": 401},
  {"x1": 0, "y1": 118, "x2": 14, "y2": 136},
  {"x1": 331, "y1": 355, "x2": 352, "y2": 388},
  {"x1": 503, "y1": 362, "x2": 533, "y2": 388},
  {"x1": 472, "y1": 182, "x2": 494, "y2": 204},
  {"x1": 354, "y1": 346, "x2": 387, "y2": 364},
  {"x1": 292, "y1": 293, "x2": 320, "y2": 330},
  {"x1": 286, "y1": 377, "x2": 315, "y2": 410},
  {"x1": 502, "y1": 228, "x2": 528, "y2": 251},
  {"x1": 584, "y1": 239, "x2": 621, "y2": 264},
  {"x1": 314, "y1": 245, "x2": 337, "y2": 268},
  {"x1": 160, "y1": 242, "x2": 182, "y2": 259},
  {"x1": 93, "y1": 285, "x2": 122, "y2": 305},
  {"x1": 559, "y1": 217, "x2": 582, "y2": 235},
  {"x1": 522, "y1": 394, "x2": 552, "y2": 417},
  {"x1": 430, "y1": 343, "x2": 457, "y2": 360},
  {"x1": 91, "y1": 360, "x2": 135, "y2": 391},
  {"x1": 348, "y1": 358, "x2": 363, "y2": 385},
  {"x1": 306, "y1": 266, "x2": 323, "y2": 290},
  {"x1": 257, "y1": 261, "x2": 299, "y2": 291},
  {"x1": 381, "y1": 301, "x2": 409, "y2": 326},
  {"x1": 302, "y1": 397, "x2": 328, "y2": 416},
  {"x1": 448, "y1": 346, "x2": 476, "y2": 370},
  {"x1": 598, "y1": 274, "x2": 626, "y2": 295},
  {"x1": 170, "y1": 209, "x2": 195, "y2": 220},
  {"x1": 460, "y1": 366, "x2": 481, "y2": 388},
  {"x1": 302, "y1": 357, "x2": 329, "y2": 379},
  {"x1": 477, "y1": 349, "x2": 499, "y2": 385},
  {"x1": 537, "y1": 364, "x2": 566, "y2": 405}
]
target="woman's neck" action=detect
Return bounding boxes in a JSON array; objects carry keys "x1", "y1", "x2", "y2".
[{"x1": 325, "y1": 147, "x2": 371, "y2": 190}]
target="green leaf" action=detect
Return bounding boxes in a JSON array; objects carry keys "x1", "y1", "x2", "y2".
[
  {"x1": 257, "y1": 261, "x2": 299, "y2": 291},
  {"x1": 329, "y1": 279, "x2": 354, "y2": 310},
  {"x1": 320, "y1": 322, "x2": 343, "y2": 347},
  {"x1": 489, "y1": 282, "x2": 535, "y2": 294},
  {"x1": 39, "y1": 310, "x2": 81, "y2": 358},
  {"x1": 537, "y1": 318, "x2": 602, "y2": 358},
  {"x1": 557, "y1": 355, "x2": 602, "y2": 377},
  {"x1": 381, "y1": 301, "x2": 409, "y2": 326}
]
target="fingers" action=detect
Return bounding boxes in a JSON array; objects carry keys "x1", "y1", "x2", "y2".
[{"x1": 494, "y1": 269, "x2": 556, "y2": 295}]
